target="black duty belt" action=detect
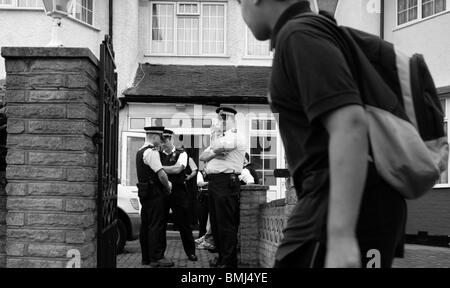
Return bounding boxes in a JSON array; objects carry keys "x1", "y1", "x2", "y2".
[{"x1": 206, "y1": 173, "x2": 240, "y2": 180}]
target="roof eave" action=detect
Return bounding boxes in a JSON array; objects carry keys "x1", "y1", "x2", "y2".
[{"x1": 120, "y1": 94, "x2": 268, "y2": 106}]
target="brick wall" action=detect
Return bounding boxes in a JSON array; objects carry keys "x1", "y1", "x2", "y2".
[
  {"x1": 238, "y1": 185, "x2": 268, "y2": 267},
  {"x1": 1, "y1": 79, "x2": 8, "y2": 267},
  {"x1": 406, "y1": 188, "x2": 450, "y2": 238},
  {"x1": 1, "y1": 47, "x2": 99, "y2": 268},
  {"x1": 0, "y1": 171, "x2": 5, "y2": 267}
]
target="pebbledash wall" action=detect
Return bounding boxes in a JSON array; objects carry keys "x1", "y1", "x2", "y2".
[
  {"x1": 0, "y1": 47, "x2": 99, "y2": 268},
  {"x1": 258, "y1": 180, "x2": 297, "y2": 268}
]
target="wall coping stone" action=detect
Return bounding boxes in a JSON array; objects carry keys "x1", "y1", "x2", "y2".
[
  {"x1": 240, "y1": 184, "x2": 270, "y2": 191},
  {"x1": 1, "y1": 47, "x2": 99, "y2": 67},
  {"x1": 261, "y1": 198, "x2": 286, "y2": 209}
]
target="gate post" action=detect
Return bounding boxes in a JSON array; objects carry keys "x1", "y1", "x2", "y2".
[
  {"x1": 239, "y1": 184, "x2": 268, "y2": 267},
  {"x1": 1, "y1": 47, "x2": 100, "y2": 268}
]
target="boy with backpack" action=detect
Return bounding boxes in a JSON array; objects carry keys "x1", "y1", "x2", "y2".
[{"x1": 237, "y1": 0, "x2": 443, "y2": 268}]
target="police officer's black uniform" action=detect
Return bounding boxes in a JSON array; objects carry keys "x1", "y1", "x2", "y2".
[
  {"x1": 160, "y1": 130, "x2": 197, "y2": 261},
  {"x1": 136, "y1": 126, "x2": 173, "y2": 267}
]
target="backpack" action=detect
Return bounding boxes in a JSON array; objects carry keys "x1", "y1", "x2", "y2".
[{"x1": 294, "y1": 13, "x2": 449, "y2": 199}]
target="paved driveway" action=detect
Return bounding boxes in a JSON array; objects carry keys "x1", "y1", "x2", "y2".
[{"x1": 117, "y1": 232, "x2": 450, "y2": 268}]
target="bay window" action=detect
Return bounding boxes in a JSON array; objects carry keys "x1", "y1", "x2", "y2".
[
  {"x1": 0, "y1": 0, "x2": 93, "y2": 26},
  {"x1": 72, "y1": 0, "x2": 93, "y2": 25},
  {"x1": 149, "y1": 1, "x2": 226, "y2": 56},
  {"x1": 0, "y1": 0, "x2": 42, "y2": 8},
  {"x1": 398, "y1": 0, "x2": 448, "y2": 26}
]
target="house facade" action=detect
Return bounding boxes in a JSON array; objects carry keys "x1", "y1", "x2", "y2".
[
  {"x1": 115, "y1": 0, "x2": 384, "y2": 202},
  {"x1": 0, "y1": 0, "x2": 110, "y2": 77},
  {"x1": 382, "y1": 0, "x2": 450, "y2": 241}
]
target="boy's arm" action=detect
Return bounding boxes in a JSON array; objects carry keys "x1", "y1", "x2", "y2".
[{"x1": 321, "y1": 104, "x2": 368, "y2": 268}]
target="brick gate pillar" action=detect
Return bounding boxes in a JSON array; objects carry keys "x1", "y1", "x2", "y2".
[
  {"x1": 239, "y1": 184, "x2": 268, "y2": 267},
  {"x1": 1, "y1": 47, "x2": 99, "y2": 268}
]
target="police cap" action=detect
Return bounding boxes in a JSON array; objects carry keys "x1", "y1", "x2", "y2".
[
  {"x1": 163, "y1": 129, "x2": 174, "y2": 138},
  {"x1": 216, "y1": 107, "x2": 237, "y2": 116},
  {"x1": 144, "y1": 126, "x2": 165, "y2": 134}
]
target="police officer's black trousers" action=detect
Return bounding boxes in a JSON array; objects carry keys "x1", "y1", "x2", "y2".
[
  {"x1": 139, "y1": 194, "x2": 169, "y2": 262},
  {"x1": 208, "y1": 173, "x2": 240, "y2": 267},
  {"x1": 170, "y1": 184, "x2": 196, "y2": 257}
]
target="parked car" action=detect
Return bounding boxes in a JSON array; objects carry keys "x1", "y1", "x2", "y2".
[{"x1": 117, "y1": 184, "x2": 141, "y2": 254}]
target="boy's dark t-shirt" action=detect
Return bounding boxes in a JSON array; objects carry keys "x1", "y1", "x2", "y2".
[
  {"x1": 269, "y1": 2, "x2": 363, "y2": 260},
  {"x1": 269, "y1": 2, "x2": 362, "y2": 181}
]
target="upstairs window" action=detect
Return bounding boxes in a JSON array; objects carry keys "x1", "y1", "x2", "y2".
[
  {"x1": 149, "y1": 1, "x2": 226, "y2": 56},
  {"x1": 245, "y1": 28, "x2": 271, "y2": 58},
  {"x1": 422, "y1": 0, "x2": 446, "y2": 17},
  {"x1": 398, "y1": 0, "x2": 419, "y2": 25},
  {"x1": 72, "y1": 0, "x2": 93, "y2": 25},
  {"x1": 398, "y1": 0, "x2": 447, "y2": 25},
  {"x1": 0, "y1": 0, "x2": 43, "y2": 8}
]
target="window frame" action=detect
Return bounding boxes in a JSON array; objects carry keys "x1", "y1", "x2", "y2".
[
  {"x1": 396, "y1": 0, "x2": 449, "y2": 28},
  {"x1": 177, "y1": 2, "x2": 200, "y2": 15},
  {"x1": 148, "y1": 1, "x2": 227, "y2": 57},
  {"x1": 121, "y1": 131, "x2": 146, "y2": 189},
  {"x1": 128, "y1": 116, "x2": 152, "y2": 132},
  {"x1": 248, "y1": 116, "x2": 285, "y2": 200},
  {"x1": 0, "y1": 0, "x2": 96, "y2": 28},
  {"x1": 69, "y1": 0, "x2": 95, "y2": 27},
  {"x1": 0, "y1": 0, "x2": 43, "y2": 9},
  {"x1": 434, "y1": 97, "x2": 450, "y2": 188},
  {"x1": 243, "y1": 27, "x2": 273, "y2": 60}
]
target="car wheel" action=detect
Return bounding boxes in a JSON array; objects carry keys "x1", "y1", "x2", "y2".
[{"x1": 116, "y1": 218, "x2": 127, "y2": 254}]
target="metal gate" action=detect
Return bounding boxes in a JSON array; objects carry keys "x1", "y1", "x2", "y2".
[{"x1": 97, "y1": 35, "x2": 119, "y2": 268}]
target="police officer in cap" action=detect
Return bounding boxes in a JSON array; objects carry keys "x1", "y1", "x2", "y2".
[
  {"x1": 200, "y1": 107, "x2": 246, "y2": 268},
  {"x1": 160, "y1": 129, "x2": 198, "y2": 262},
  {"x1": 136, "y1": 126, "x2": 174, "y2": 267}
]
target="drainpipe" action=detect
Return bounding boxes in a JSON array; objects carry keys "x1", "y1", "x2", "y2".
[
  {"x1": 109, "y1": 0, "x2": 113, "y2": 41},
  {"x1": 380, "y1": 0, "x2": 385, "y2": 39}
]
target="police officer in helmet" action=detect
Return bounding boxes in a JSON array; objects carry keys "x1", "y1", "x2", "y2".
[
  {"x1": 200, "y1": 107, "x2": 246, "y2": 268},
  {"x1": 136, "y1": 126, "x2": 174, "y2": 267},
  {"x1": 160, "y1": 129, "x2": 198, "y2": 262}
]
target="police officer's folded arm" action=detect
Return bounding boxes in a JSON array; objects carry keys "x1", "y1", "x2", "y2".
[
  {"x1": 211, "y1": 134, "x2": 238, "y2": 153},
  {"x1": 200, "y1": 146, "x2": 217, "y2": 162},
  {"x1": 163, "y1": 163, "x2": 185, "y2": 175},
  {"x1": 163, "y1": 151, "x2": 188, "y2": 174},
  {"x1": 157, "y1": 169, "x2": 172, "y2": 194}
]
